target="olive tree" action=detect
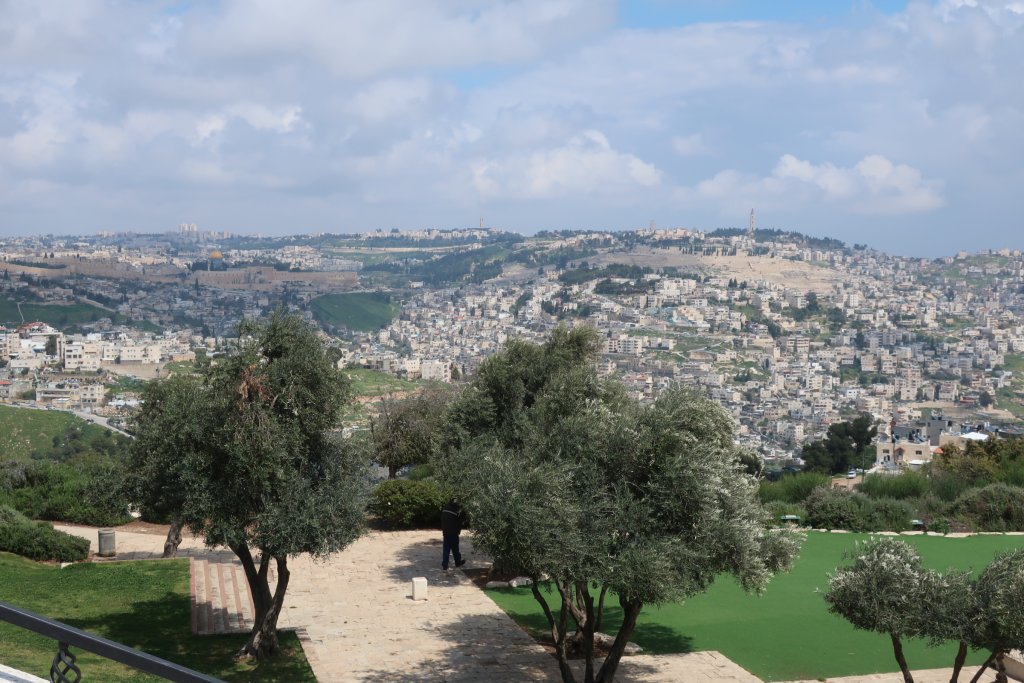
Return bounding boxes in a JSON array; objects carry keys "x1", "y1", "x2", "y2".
[
  {"x1": 825, "y1": 538, "x2": 930, "y2": 683},
  {"x1": 918, "y1": 569, "x2": 978, "y2": 683},
  {"x1": 439, "y1": 329, "x2": 801, "y2": 683},
  {"x1": 128, "y1": 312, "x2": 369, "y2": 658},
  {"x1": 368, "y1": 388, "x2": 452, "y2": 479},
  {"x1": 128, "y1": 374, "x2": 210, "y2": 558},
  {"x1": 971, "y1": 549, "x2": 1024, "y2": 683}
]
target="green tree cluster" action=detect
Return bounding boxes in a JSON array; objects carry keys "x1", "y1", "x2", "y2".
[
  {"x1": 826, "y1": 537, "x2": 1024, "y2": 683},
  {"x1": 801, "y1": 414, "x2": 877, "y2": 474},
  {"x1": 437, "y1": 327, "x2": 800, "y2": 683}
]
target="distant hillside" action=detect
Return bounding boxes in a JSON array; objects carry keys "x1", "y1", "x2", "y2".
[
  {"x1": 0, "y1": 296, "x2": 160, "y2": 332},
  {"x1": 707, "y1": 228, "x2": 846, "y2": 250},
  {"x1": 0, "y1": 405, "x2": 116, "y2": 460},
  {"x1": 308, "y1": 292, "x2": 400, "y2": 331}
]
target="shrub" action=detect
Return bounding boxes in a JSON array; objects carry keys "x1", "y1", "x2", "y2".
[
  {"x1": 0, "y1": 461, "x2": 131, "y2": 527},
  {"x1": 804, "y1": 487, "x2": 865, "y2": 530},
  {"x1": 406, "y1": 464, "x2": 435, "y2": 481},
  {"x1": 759, "y1": 472, "x2": 832, "y2": 504},
  {"x1": 951, "y1": 483, "x2": 1024, "y2": 532},
  {"x1": 998, "y1": 458, "x2": 1024, "y2": 488},
  {"x1": 804, "y1": 487, "x2": 912, "y2": 532},
  {"x1": 930, "y1": 472, "x2": 974, "y2": 502},
  {"x1": 863, "y1": 498, "x2": 914, "y2": 532},
  {"x1": 0, "y1": 505, "x2": 90, "y2": 562},
  {"x1": 856, "y1": 472, "x2": 929, "y2": 500},
  {"x1": 368, "y1": 479, "x2": 445, "y2": 529},
  {"x1": 0, "y1": 505, "x2": 28, "y2": 526}
]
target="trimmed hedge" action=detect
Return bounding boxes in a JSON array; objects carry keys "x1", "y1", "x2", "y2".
[
  {"x1": 0, "y1": 505, "x2": 90, "y2": 562},
  {"x1": 368, "y1": 479, "x2": 445, "y2": 529}
]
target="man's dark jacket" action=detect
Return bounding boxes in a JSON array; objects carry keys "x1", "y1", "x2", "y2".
[{"x1": 441, "y1": 501, "x2": 463, "y2": 536}]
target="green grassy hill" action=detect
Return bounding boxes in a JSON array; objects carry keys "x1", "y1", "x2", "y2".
[
  {"x1": 0, "y1": 297, "x2": 159, "y2": 332},
  {"x1": 308, "y1": 292, "x2": 400, "y2": 331},
  {"x1": 0, "y1": 405, "x2": 110, "y2": 460},
  {"x1": 344, "y1": 367, "x2": 421, "y2": 398}
]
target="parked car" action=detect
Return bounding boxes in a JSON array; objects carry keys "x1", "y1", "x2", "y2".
[{"x1": 847, "y1": 470, "x2": 857, "y2": 479}]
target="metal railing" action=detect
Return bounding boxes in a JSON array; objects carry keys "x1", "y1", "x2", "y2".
[{"x1": 0, "y1": 600, "x2": 223, "y2": 683}]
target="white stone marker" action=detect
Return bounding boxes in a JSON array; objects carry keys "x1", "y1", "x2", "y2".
[{"x1": 411, "y1": 576, "x2": 428, "y2": 601}]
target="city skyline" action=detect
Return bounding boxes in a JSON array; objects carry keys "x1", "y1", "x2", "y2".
[{"x1": 0, "y1": 0, "x2": 1022, "y2": 256}]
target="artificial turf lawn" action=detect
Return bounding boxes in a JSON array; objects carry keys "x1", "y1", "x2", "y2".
[
  {"x1": 485, "y1": 532, "x2": 1024, "y2": 682},
  {"x1": 0, "y1": 552, "x2": 315, "y2": 682}
]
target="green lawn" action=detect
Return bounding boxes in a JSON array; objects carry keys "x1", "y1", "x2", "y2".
[
  {"x1": 0, "y1": 405, "x2": 110, "y2": 460},
  {"x1": 308, "y1": 292, "x2": 400, "y2": 331},
  {"x1": 0, "y1": 553, "x2": 315, "y2": 682},
  {"x1": 485, "y1": 532, "x2": 1024, "y2": 682}
]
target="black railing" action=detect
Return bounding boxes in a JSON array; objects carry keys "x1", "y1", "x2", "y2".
[{"x1": 0, "y1": 600, "x2": 223, "y2": 683}]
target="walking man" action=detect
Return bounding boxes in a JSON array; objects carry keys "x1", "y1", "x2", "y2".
[{"x1": 441, "y1": 499, "x2": 466, "y2": 570}]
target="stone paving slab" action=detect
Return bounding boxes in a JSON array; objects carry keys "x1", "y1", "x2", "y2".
[
  {"x1": 47, "y1": 524, "x2": 1008, "y2": 683},
  {"x1": 0, "y1": 664, "x2": 46, "y2": 683}
]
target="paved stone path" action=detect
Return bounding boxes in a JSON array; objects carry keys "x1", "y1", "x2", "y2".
[
  {"x1": 190, "y1": 556, "x2": 255, "y2": 635},
  {"x1": 52, "y1": 524, "x2": 1002, "y2": 683}
]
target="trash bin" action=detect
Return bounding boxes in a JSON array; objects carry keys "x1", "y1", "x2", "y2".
[{"x1": 98, "y1": 528, "x2": 116, "y2": 557}]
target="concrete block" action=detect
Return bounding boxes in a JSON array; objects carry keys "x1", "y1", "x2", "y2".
[{"x1": 411, "y1": 576, "x2": 428, "y2": 601}]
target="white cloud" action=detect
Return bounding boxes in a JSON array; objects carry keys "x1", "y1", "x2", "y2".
[
  {"x1": 680, "y1": 154, "x2": 944, "y2": 216},
  {"x1": 225, "y1": 103, "x2": 303, "y2": 133},
  {"x1": 346, "y1": 79, "x2": 455, "y2": 124},
  {"x1": 470, "y1": 130, "x2": 661, "y2": 199},
  {"x1": 671, "y1": 133, "x2": 712, "y2": 157},
  {"x1": 185, "y1": 0, "x2": 615, "y2": 79}
]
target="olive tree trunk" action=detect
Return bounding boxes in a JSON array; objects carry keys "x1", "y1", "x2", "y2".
[
  {"x1": 949, "y1": 641, "x2": 968, "y2": 683},
  {"x1": 890, "y1": 633, "x2": 915, "y2": 683},
  {"x1": 530, "y1": 579, "x2": 576, "y2": 683},
  {"x1": 969, "y1": 652, "x2": 997, "y2": 683},
  {"x1": 594, "y1": 597, "x2": 642, "y2": 683},
  {"x1": 230, "y1": 542, "x2": 291, "y2": 659},
  {"x1": 161, "y1": 519, "x2": 182, "y2": 559}
]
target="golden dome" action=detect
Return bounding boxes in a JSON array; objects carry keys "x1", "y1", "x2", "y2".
[{"x1": 209, "y1": 250, "x2": 223, "y2": 259}]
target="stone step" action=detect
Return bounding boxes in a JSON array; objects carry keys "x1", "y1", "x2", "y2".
[{"x1": 190, "y1": 556, "x2": 257, "y2": 635}]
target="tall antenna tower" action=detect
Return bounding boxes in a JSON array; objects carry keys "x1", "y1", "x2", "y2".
[{"x1": 748, "y1": 209, "x2": 756, "y2": 237}]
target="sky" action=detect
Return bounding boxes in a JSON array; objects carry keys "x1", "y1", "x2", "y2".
[{"x1": 0, "y1": 0, "x2": 1021, "y2": 256}]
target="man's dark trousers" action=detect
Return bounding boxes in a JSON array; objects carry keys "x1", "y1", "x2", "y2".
[{"x1": 442, "y1": 532, "x2": 462, "y2": 569}]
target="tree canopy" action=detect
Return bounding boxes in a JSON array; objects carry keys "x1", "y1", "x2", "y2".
[
  {"x1": 438, "y1": 327, "x2": 800, "y2": 683},
  {"x1": 801, "y1": 413, "x2": 877, "y2": 474}
]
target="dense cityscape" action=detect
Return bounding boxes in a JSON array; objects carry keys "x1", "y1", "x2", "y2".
[{"x1": 3, "y1": 221, "x2": 1022, "y2": 471}]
